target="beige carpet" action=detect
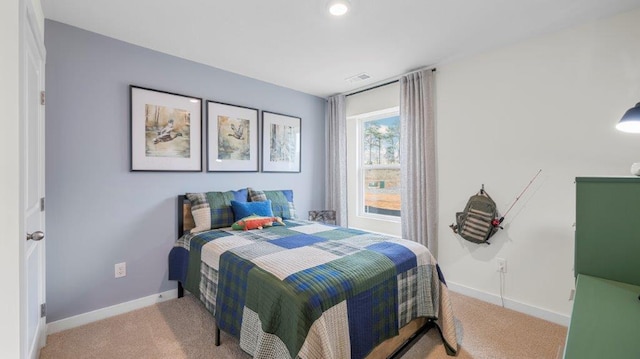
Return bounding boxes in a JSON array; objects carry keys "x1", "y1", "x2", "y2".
[{"x1": 40, "y1": 291, "x2": 567, "y2": 359}]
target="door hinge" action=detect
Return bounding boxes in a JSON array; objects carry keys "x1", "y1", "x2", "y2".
[
  {"x1": 40, "y1": 91, "x2": 45, "y2": 105},
  {"x1": 40, "y1": 197, "x2": 45, "y2": 212},
  {"x1": 40, "y1": 303, "x2": 46, "y2": 318}
]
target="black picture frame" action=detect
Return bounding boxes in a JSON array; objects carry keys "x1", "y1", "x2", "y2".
[
  {"x1": 261, "y1": 111, "x2": 301, "y2": 173},
  {"x1": 206, "y1": 101, "x2": 259, "y2": 172},
  {"x1": 130, "y1": 85, "x2": 202, "y2": 172}
]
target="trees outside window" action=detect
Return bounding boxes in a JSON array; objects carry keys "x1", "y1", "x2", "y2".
[{"x1": 359, "y1": 112, "x2": 400, "y2": 219}]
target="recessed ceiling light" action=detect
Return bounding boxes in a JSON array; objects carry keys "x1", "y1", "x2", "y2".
[{"x1": 328, "y1": 0, "x2": 350, "y2": 16}]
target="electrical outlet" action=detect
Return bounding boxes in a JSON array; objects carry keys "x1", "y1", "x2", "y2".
[
  {"x1": 496, "y1": 258, "x2": 507, "y2": 273},
  {"x1": 115, "y1": 262, "x2": 126, "y2": 278}
]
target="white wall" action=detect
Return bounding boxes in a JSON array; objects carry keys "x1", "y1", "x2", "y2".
[
  {"x1": 346, "y1": 83, "x2": 400, "y2": 117},
  {"x1": 436, "y1": 8, "x2": 640, "y2": 321},
  {"x1": 0, "y1": 0, "x2": 22, "y2": 356}
]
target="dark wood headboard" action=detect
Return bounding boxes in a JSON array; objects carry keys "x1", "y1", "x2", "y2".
[{"x1": 177, "y1": 195, "x2": 195, "y2": 238}]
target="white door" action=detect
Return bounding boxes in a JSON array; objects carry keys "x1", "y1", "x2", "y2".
[{"x1": 22, "y1": 2, "x2": 46, "y2": 358}]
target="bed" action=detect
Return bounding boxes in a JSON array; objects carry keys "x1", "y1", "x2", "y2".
[{"x1": 169, "y1": 192, "x2": 457, "y2": 358}]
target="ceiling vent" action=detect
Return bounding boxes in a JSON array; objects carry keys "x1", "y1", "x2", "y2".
[{"x1": 345, "y1": 73, "x2": 371, "y2": 83}]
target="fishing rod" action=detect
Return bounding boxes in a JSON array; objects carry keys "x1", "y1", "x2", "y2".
[{"x1": 491, "y1": 169, "x2": 543, "y2": 228}]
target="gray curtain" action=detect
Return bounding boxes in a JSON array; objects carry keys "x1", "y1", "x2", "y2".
[
  {"x1": 325, "y1": 95, "x2": 348, "y2": 226},
  {"x1": 400, "y1": 69, "x2": 437, "y2": 252}
]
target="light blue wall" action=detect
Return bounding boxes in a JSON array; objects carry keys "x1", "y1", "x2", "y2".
[{"x1": 44, "y1": 20, "x2": 326, "y2": 322}]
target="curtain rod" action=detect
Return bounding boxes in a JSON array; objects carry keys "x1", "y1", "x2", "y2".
[{"x1": 344, "y1": 67, "x2": 436, "y2": 97}]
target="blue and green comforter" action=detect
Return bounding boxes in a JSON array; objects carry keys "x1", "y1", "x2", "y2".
[{"x1": 169, "y1": 219, "x2": 458, "y2": 358}]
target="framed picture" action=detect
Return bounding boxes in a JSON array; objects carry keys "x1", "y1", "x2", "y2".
[
  {"x1": 207, "y1": 101, "x2": 259, "y2": 172},
  {"x1": 130, "y1": 86, "x2": 202, "y2": 171},
  {"x1": 262, "y1": 111, "x2": 301, "y2": 173}
]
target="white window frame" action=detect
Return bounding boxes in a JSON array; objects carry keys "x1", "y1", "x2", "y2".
[{"x1": 351, "y1": 106, "x2": 400, "y2": 223}]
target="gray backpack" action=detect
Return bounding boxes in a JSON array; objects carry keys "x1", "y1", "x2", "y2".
[{"x1": 450, "y1": 188, "x2": 501, "y2": 244}]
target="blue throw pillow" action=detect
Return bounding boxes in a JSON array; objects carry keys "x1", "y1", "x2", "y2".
[{"x1": 230, "y1": 200, "x2": 273, "y2": 220}]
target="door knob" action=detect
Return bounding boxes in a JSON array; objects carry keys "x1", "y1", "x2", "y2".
[{"x1": 27, "y1": 231, "x2": 44, "y2": 241}]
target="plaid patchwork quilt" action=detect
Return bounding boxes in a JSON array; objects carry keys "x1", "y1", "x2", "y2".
[{"x1": 169, "y1": 220, "x2": 458, "y2": 358}]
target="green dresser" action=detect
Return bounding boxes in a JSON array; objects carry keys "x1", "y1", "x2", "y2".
[
  {"x1": 564, "y1": 177, "x2": 640, "y2": 358},
  {"x1": 564, "y1": 275, "x2": 640, "y2": 358},
  {"x1": 575, "y1": 177, "x2": 640, "y2": 286}
]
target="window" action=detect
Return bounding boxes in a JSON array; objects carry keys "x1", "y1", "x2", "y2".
[
  {"x1": 346, "y1": 82, "x2": 401, "y2": 236},
  {"x1": 357, "y1": 108, "x2": 401, "y2": 221}
]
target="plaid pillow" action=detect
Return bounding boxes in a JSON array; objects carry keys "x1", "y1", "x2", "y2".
[
  {"x1": 248, "y1": 187, "x2": 267, "y2": 202},
  {"x1": 248, "y1": 188, "x2": 297, "y2": 219},
  {"x1": 186, "y1": 189, "x2": 248, "y2": 232}
]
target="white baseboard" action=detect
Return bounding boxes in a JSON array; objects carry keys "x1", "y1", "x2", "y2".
[
  {"x1": 46, "y1": 283, "x2": 569, "y2": 334},
  {"x1": 46, "y1": 289, "x2": 179, "y2": 334},
  {"x1": 446, "y1": 281, "x2": 570, "y2": 327}
]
